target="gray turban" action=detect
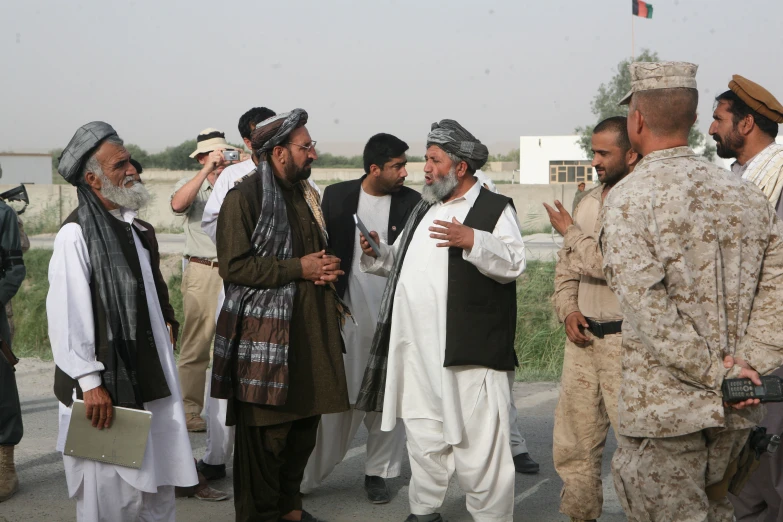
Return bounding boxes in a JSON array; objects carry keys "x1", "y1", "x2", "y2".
[
  {"x1": 426, "y1": 119, "x2": 489, "y2": 172},
  {"x1": 250, "y1": 109, "x2": 309, "y2": 157},
  {"x1": 58, "y1": 121, "x2": 118, "y2": 185}
]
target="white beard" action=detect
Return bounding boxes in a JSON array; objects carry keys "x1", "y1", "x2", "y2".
[
  {"x1": 421, "y1": 166, "x2": 458, "y2": 204},
  {"x1": 98, "y1": 173, "x2": 151, "y2": 210}
]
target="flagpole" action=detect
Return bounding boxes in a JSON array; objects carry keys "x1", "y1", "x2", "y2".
[{"x1": 631, "y1": 13, "x2": 635, "y2": 61}]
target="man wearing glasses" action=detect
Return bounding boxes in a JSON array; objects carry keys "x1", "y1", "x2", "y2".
[{"x1": 211, "y1": 109, "x2": 349, "y2": 521}]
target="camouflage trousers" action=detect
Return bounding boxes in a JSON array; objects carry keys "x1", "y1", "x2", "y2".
[
  {"x1": 612, "y1": 427, "x2": 751, "y2": 522},
  {"x1": 553, "y1": 333, "x2": 623, "y2": 520}
]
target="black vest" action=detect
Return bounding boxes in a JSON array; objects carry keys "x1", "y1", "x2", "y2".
[
  {"x1": 444, "y1": 188, "x2": 518, "y2": 371},
  {"x1": 53, "y1": 209, "x2": 170, "y2": 408}
]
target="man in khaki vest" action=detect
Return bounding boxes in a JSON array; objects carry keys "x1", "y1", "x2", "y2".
[{"x1": 544, "y1": 116, "x2": 640, "y2": 522}]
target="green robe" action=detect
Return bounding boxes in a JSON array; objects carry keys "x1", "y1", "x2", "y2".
[{"x1": 216, "y1": 172, "x2": 349, "y2": 427}]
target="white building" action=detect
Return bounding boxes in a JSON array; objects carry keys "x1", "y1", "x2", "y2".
[
  {"x1": 518, "y1": 135, "x2": 591, "y2": 185},
  {"x1": 0, "y1": 153, "x2": 52, "y2": 184}
]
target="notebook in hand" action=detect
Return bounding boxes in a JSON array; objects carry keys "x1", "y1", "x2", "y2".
[{"x1": 64, "y1": 399, "x2": 152, "y2": 469}]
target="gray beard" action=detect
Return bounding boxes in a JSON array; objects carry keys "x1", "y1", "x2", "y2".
[
  {"x1": 421, "y1": 167, "x2": 459, "y2": 204},
  {"x1": 98, "y1": 173, "x2": 151, "y2": 210}
]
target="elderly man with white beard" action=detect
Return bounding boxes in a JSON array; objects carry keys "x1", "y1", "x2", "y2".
[
  {"x1": 356, "y1": 120, "x2": 525, "y2": 522},
  {"x1": 48, "y1": 122, "x2": 198, "y2": 521}
]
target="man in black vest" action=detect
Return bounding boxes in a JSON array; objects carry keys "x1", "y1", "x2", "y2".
[
  {"x1": 357, "y1": 120, "x2": 526, "y2": 522},
  {"x1": 301, "y1": 133, "x2": 420, "y2": 503},
  {"x1": 47, "y1": 122, "x2": 199, "y2": 520}
]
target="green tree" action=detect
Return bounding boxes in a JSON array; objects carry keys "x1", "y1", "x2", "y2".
[
  {"x1": 575, "y1": 49, "x2": 715, "y2": 161},
  {"x1": 124, "y1": 143, "x2": 150, "y2": 166},
  {"x1": 147, "y1": 139, "x2": 199, "y2": 170}
]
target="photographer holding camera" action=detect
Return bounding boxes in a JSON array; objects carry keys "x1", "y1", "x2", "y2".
[{"x1": 170, "y1": 128, "x2": 238, "y2": 441}]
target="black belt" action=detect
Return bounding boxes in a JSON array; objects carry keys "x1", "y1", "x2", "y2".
[{"x1": 585, "y1": 318, "x2": 623, "y2": 339}]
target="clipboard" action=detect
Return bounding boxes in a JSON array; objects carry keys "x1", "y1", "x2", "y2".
[{"x1": 64, "y1": 400, "x2": 152, "y2": 469}]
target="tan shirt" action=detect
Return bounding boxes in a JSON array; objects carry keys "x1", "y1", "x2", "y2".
[
  {"x1": 553, "y1": 185, "x2": 621, "y2": 322},
  {"x1": 171, "y1": 176, "x2": 217, "y2": 261}
]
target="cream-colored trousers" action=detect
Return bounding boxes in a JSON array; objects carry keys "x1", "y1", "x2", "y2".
[{"x1": 177, "y1": 261, "x2": 222, "y2": 416}]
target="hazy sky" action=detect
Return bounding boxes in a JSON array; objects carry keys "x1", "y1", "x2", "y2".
[{"x1": 2, "y1": 0, "x2": 782, "y2": 155}]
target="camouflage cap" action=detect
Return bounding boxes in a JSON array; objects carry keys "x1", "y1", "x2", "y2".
[
  {"x1": 728, "y1": 75, "x2": 783, "y2": 124},
  {"x1": 619, "y1": 61, "x2": 698, "y2": 105}
]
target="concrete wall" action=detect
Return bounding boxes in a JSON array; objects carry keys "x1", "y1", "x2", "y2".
[
  {"x1": 3, "y1": 180, "x2": 574, "y2": 235},
  {"x1": 519, "y1": 136, "x2": 588, "y2": 184},
  {"x1": 0, "y1": 154, "x2": 52, "y2": 185}
]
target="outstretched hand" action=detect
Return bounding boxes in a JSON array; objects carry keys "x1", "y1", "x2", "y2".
[{"x1": 543, "y1": 200, "x2": 574, "y2": 236}]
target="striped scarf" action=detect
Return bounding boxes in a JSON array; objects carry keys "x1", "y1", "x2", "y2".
[
  {"x1": 355, "y1": 199, "x2": 433, "y2": 412},
  {"x1": 211, "y1": 164, "x2": 297, "y2": 406},
  {"x1": 741, "y1": 143, "x2": 783, "y2": 206}
]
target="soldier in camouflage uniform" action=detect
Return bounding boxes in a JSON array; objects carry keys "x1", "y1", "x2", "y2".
[
  {"x1": 601, "y1": 61, "x2": 783, "y2": 521},
  {"x1": 545, "y1": 116, "x2": 640, "y2": 522}
]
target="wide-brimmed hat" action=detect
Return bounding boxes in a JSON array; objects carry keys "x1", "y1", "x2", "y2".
[{"x1": 189, "y1": 128, "x2": 236, "y2": 158}]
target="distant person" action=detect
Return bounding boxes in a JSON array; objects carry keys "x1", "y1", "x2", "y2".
[
  {"x1": 357, "y1": 119, "x2": 525, "y2": 522},
  {"x1": 212, "y1": 109, "x2": 349, "y2": 521},
  {"x1": 301, "y1": 133, "x2": 420, "y2": 503},
  {"x1": 710, "y1": 76, "x2": 783, "y2": 520},
  {"x1": 0, "y1": 195, "x2": 26, "y2": 503},
  {"x1": 48, "y1": 122, "x2": 197, "y2": 520},
  {"x1": 170, "y1": 128, "x2": 237, "y2": 433},
  {"x1": 543, "y1": 116, "x2": 639, "y2": 522},
  {"x1": 571, "y1": 181, "x2": 587, "y2": 212}
]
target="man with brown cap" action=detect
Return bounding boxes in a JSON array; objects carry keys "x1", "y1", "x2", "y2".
[
  {"x1": 211, "y1": 109, "x2": 349, "y2": 522},
  {"x1": 602, "y1": 62, "x2": 783, "y2": 521},
  {"x1": 712, "y1": 78, "x2": 783, "y2": 520},
  {"x1": 171, "y1": 128, "x2": 237, "y2": 433},
  {"x1": 357, "y1": 119, "x2": 526, "y2": 522},
  {"x1": 47, "y1": 122, "x2": 198, "y2": 520},
  {"x1": 710, "y1": 75, "x2": 783, "y2": 217}
]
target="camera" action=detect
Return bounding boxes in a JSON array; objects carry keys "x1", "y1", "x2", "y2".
[{"x1": 223, "y1": 150, "x2": 240, "y2": 162}]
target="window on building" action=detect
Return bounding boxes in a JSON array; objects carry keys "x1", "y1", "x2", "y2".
[{"x1": 549, "y1": 160, "x2": 593, "y2": 184}]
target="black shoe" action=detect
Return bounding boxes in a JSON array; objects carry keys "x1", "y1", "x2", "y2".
[
  {"x1": 364, "y1": 475, "x2": 391, "y2": 504},
  {"x1": 196, "y1": 459, "x2": 226, "y2": 480},
  {"x1": 279, "y1": 511, "x2": 325, "y2": 522},
  {"x1": 513, "y1": 452, "x2": 540, "y2": 474},
  {"x1": 404, "y1": 514, "x2": 444, "y2": 522}
]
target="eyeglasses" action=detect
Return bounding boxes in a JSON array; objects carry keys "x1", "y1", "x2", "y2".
[{"x1": 288, "y1": 140, "x2": 317, "y2": 152}]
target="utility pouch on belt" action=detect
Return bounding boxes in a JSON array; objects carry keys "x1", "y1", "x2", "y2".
[
  {"x1": 0, "y1": 337, "x2": 18, "y2": 368},
  {"x1": 706, "y1": 427, "x2": 780, "y2": 500}
]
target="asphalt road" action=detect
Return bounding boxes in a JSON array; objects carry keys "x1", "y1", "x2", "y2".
[{"x1": 1, "y1": 359, "x2": 625, "y2": 522}]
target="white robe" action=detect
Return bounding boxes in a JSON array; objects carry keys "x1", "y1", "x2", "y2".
[
  {"x1": 362, "y1": 181, "x2": 526, "y2": 444},
  {"x1": 48, "y1": 208, "x2": 198, "y2": 496}
]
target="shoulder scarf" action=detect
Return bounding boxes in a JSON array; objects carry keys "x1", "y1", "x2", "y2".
[
  {"x1": 742, "y1": 143, "x2": 783, "y2": 205},
  {"x1": 211, "y1": 163, "x2": 330, "y2": 406},
  {"x1": 355, "y1": 199, "x2": 433, "y2": 412}
]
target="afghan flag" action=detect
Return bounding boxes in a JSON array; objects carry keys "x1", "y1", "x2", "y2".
[{"x1": 632, "y1": 0, "x2": 653, "y2": 18}]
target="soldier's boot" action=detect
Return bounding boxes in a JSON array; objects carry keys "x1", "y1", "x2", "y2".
[
  {"x1": 0, "y1": 445, "x2": 19, "y2": 502},
  {"x1": 569, "y1": 518, "x2": 596, "y2": 522}
]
